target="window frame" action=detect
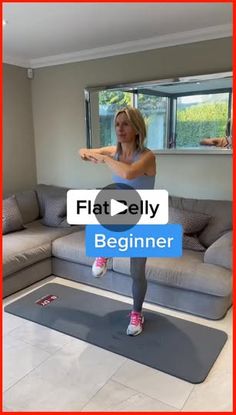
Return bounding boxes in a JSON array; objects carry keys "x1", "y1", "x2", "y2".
[
  {"x1": 170, "y1": 88, "x2": 232, "y2": 149},
  {"x1": 84, "y1": 72, "x2": 232, "y2": 155}
]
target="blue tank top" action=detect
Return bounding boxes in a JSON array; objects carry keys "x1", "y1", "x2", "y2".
[{"x1": 112, "y1": 150, "x2": 155, "y2": 190}]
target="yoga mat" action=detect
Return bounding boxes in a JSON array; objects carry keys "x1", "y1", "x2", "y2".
[{"x1": 5, "y1": 283, "x2": 227, "y2": 383}]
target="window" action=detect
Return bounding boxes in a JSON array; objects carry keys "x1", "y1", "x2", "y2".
[
  {"x1": 175, "y1": 92, "x2": 230, "y2": 148},
  {"x1": 137, "y1": 93, "x2": 168, "y2": 150}
]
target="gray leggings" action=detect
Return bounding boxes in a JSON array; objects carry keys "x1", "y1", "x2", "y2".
[{"x1": 130, "y1": 257, "x2": 147, "y2": 312}]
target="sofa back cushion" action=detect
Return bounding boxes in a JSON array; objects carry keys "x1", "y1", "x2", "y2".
[
  {"x1": 41, "y1": 195, "x2": 70, "y2": 227},
  {"x1": 35, "y1": 184, "x2": 69, "y2": 218},
  {"x1": 169, "y1": 196, "x2": 232, "y2": 247},
  {"x1": 15, "y1": 190, "x2": 40, "y2": 224}
]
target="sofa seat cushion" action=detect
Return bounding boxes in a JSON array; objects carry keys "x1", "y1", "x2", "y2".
[
  {"x1": 3, "y1": 220, "x2": 80, "y2": 277},
  {"x1": 4, "y1": 242, "x2": 51, "y2": 278},
  {"x1": 113, "y1": 251, "x2": 231, "y2": 297},
  {"x1": 52, "y1": 231, "x2": 113, "y2": 269}
]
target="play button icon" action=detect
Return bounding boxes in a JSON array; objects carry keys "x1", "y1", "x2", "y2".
[
  {"x1": 94, "y1": 183, "x2": 142, "y2": 231},
  {"x1": 110, "y1": 199, "x2": 128, "y2": 216}
]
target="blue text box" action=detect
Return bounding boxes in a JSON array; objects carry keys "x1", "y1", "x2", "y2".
[{"x1": 86, "y1": 224, "x2": 182, "y2": 257}]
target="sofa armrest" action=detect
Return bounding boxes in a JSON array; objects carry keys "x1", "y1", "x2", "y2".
[{"x1": 204, "y1": 231, "x2": 232, "y2": 270}]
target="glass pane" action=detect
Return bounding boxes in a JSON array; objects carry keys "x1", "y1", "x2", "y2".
[
  {"x1": 99, "y1": 90, "x2": 132, "y2": 146},
  {"x1": 176, "y1": 93, "x2": 229, "y2": 148},
  {"x1": 137, "y1": 94, "x2": 168, "y2": 150}
]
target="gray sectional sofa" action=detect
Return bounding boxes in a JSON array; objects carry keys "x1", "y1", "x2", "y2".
[{"x1": 3, "y1": 184, "x2": 232, "y2": 320}]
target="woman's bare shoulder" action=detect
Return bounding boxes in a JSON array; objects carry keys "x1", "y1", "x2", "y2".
[{"x1": 140, "y1": 148, "x2": 155, "y2": 159}]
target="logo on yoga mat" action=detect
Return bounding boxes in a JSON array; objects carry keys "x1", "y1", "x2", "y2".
[{"x1": 35, "y1": 294, "x2": 58, "y2": 306}]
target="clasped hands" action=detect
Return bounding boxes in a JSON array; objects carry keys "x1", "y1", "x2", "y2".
[{"x1": 79, "y1": 149, "x2": 107, "y2": 164}]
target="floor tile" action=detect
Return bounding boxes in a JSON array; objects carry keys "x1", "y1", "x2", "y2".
[
  {"x1": 5, "y1": 319, "x2": 77, "y2": 354},
  {"x1": 3, "y1": 337, "x2": 51, "y2": 391},
  {"x1": 209, "y1": 335, "x2": 232, "y2": 377},
  {"x1": 112, "y1": 360, "x2": 193, "y2": 409},
  {"x1": 4, "y1": 374, "x2": 88, "y2": 411},
  {"x1": 3, "y1": 312, "x2": 27, "y2": 336},
  {"x1": 32, "y1": 341, "x2": 126, "y2": 387},
  {"x1": 114, "y1": 392, "x2": 180, "y2": 412},
  {"x1": 81, "y1": 379, "x2": 137, "y2": 411},
  {"x1": 4, "y1": 341, "x2": 126, "y2": 411},
  {"x1": 82, "y1": 379, "x2": 179, "y2": 412},
  {"x1": 182, "y1": 370, "x2": 232, "y2": 411},
  {"x1": 2, "y1": 406, "x2": 11, "y2": 411}
]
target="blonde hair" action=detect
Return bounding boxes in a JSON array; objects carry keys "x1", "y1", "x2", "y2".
[{"x1": 114, "y1": 106, "x2": 147, "y2": 155}]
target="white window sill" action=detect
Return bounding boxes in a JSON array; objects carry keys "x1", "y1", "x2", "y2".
[{"x1": 153, "y1": 148, "x2": 232, "y2": 155}]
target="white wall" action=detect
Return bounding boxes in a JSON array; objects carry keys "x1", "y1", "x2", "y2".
[
  {"x1": 30, "y1": 37, "x2": 232, "y2": 200},
  {"x1": 3, "y1": 64, "x2": 37, "y2": 196},
  {"x1": 157, "y1": 154, "x2": 231, "y2": 199}
]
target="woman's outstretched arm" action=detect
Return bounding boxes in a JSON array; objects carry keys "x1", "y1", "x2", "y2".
[{"x1": 88, "y1": 151, "x2": 156, "y2": 179}]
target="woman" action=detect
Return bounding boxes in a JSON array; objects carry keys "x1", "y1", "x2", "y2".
[{"x1": 79, "y1": 107, "x2": 156, "y2": 336}]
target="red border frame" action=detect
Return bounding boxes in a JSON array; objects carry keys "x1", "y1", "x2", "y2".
[
  {"x1": 1, "y1": 1, "x2": 3, "y2": 413},
  {"x1": 1, "y1": 1, "x2": 234, "y2": 414},
  {"x1": 1, "y1": 0, "x2": 233, "y2": 3}
]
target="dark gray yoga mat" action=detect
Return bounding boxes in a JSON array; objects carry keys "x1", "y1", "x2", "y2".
[{"x1": 5, "y1": 283, "x2": 227, "y2": 384}]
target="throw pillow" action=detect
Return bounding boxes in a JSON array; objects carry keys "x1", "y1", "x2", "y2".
[
  {"x1": 3, "y1": 195, "x2": 25, "y2": 234},
  {"x1": 183, "y1": 235, "x2": 206, "y2": 252},
  {"x1": 204, "y1": 231, "x2": 232, "y2": 270},
  {"x1": 169, "y1": 207, "x2": 211, "y2": 234},
  {"x1": 41, "y1": 195, "x2": 70, "y2": 227}
]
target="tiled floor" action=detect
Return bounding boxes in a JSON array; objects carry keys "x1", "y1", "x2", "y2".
[{"x1": 3, "y1": 275, "x2": 232, "y2": 412}]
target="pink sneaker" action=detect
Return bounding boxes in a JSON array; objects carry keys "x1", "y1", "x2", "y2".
[
  {"x1": 92, "y1": 257, "x2": 108, "y2": 277},
  {"x1": 126, "y1": 311, "x2": 144, "y2": 336}
]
